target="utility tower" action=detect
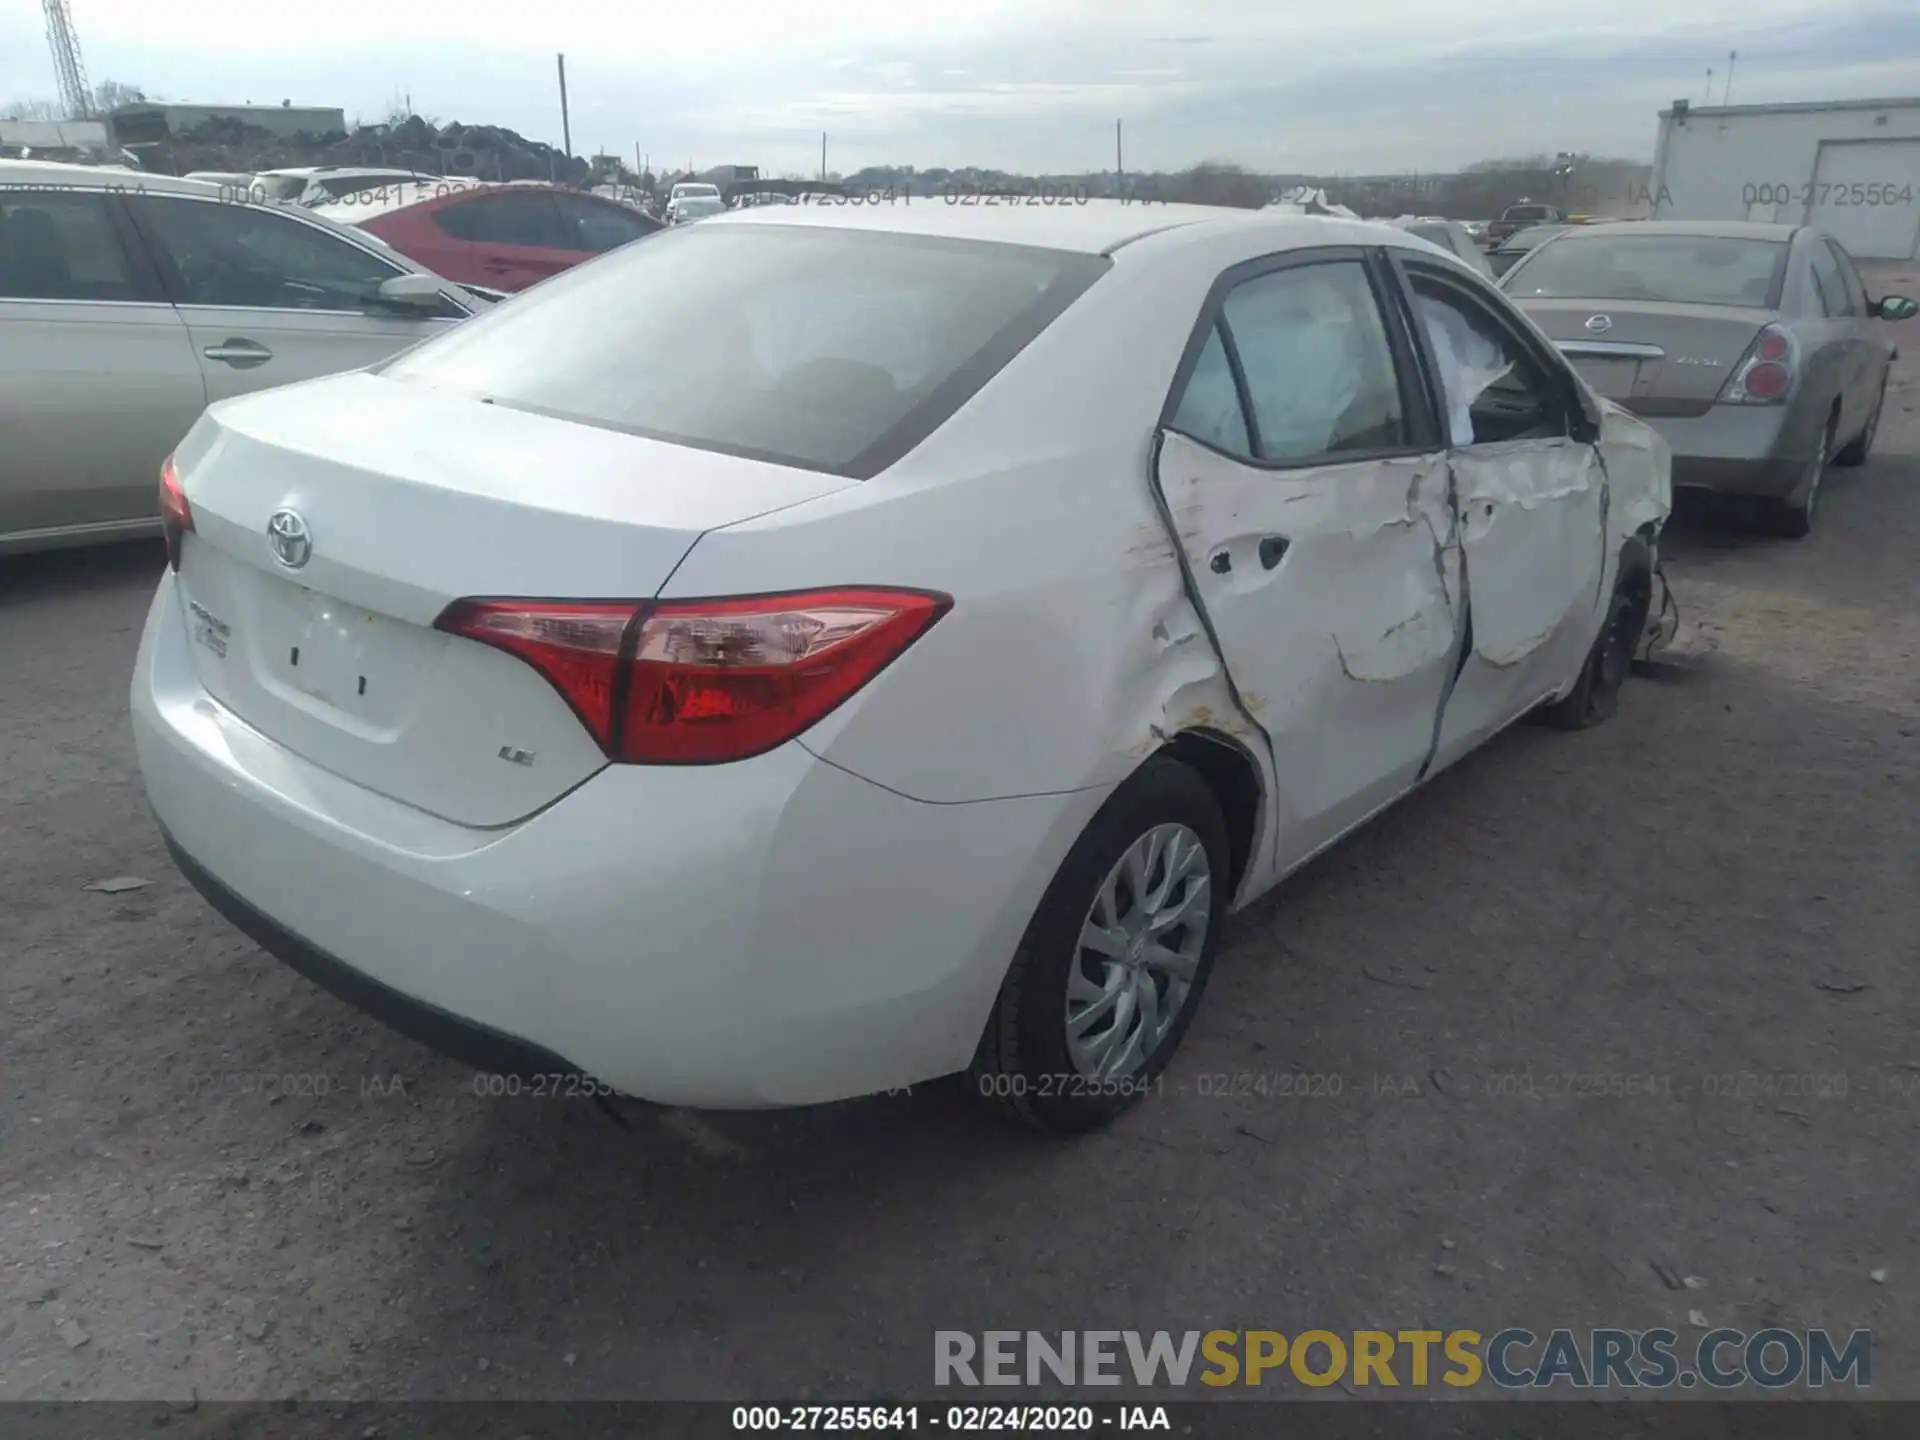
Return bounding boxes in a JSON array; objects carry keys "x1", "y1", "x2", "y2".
[{"x1": 44, "y1": 0, "x2": 94, "y2": 119}]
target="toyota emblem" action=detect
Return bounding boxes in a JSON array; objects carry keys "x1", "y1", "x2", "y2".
[
  {"x1": 266, "y1": 509, "x2": 312, "y2": 569},
  {"x1": 1584, "y1": 314, "x2": 1614, "y2": 334}
]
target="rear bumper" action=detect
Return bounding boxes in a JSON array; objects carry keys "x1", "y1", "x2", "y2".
[
  {"x1": 1635, "y1": 403, "x2": 1819, "y2": 499},
  {"x1": 132, "y1": 573, "x2": 1097, "y2": 1108},
  {"x1": 162, "y1": 829, "x2": 575, "y2": 1082}
]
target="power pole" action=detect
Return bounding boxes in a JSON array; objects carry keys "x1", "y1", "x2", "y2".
[
  {"x1": 1705, "y1": 68, "x2": 1715, "y2": 105},
  {"x1": 556, "y1": 53, "x2": 572, "y2": 158},
  {"x1": 1115, "y1": 119, "x2": 1124, "y2": 187},
  {"x1": 821, "y1": 131, "x2": 827, "y2": 181},
  {"x1": 1724, "y1": 50, "x2": 1737, "y2": 105}
]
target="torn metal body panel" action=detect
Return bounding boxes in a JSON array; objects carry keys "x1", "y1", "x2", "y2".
[{"x1": 1153, "y1": 431, "x2": 1460, "y2": 870}]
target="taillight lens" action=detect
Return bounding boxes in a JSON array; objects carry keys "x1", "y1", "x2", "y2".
[
  {"x1": 1718, "y1": 324, "x2": 1797, "y2": 405},
  {"x1": 435, "y1": 587, "x2": 951, "y2": 765},
  {"x1": 159, "y1": 455, "x2": 194, "y2": 571}
]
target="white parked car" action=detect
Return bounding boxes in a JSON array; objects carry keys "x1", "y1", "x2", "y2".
[
  {"x1": 133, "y1": 203, "x2": 1670, "y2": 1131},
  {"x1": 665, "y1": 195, "x2": 726, "y2": 225},
  {"x1": 253, "y1": 166, "x2": 441, "y2": 208}
]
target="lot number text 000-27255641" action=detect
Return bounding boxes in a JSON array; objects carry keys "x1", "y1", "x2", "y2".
[{"x1": 1741, "y1": 181, "x2": 1915, "y2": 208}]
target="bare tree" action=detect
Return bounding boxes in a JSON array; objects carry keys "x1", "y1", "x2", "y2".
[
  {"x1": 92, "y1": 80, "x2": 147, "y2": 110},
  {"x1": 1, "y1": 97, "x2": 63, "y2": 121}
]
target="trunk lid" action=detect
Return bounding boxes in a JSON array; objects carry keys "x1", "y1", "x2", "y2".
[
  {"x1": 169, "y1": 370, "x2": 859, "y2": 826},
  {"x1": 1520, "y1": 300, "x2": 1773, "y2": 418}
]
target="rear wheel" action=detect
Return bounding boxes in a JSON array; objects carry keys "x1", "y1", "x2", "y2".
[
  {"x1": 1760, "y1": 420, "x2": 1832, "y2": 539},
  {"x1": 1832, "y1": 380, "x2": 1885, "y2": 468},
  {"x1": 970, "y1": 758, "x2": 1230, "y2": 1133},
  {"x1": 1534, "y1": 561, "x2": 1650, "y2": 731}
]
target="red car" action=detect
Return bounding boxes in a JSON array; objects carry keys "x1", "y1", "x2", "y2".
[{"x1": 312, "y1": 180, "x2": 665, "y2": 292}]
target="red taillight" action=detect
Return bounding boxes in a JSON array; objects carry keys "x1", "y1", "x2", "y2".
[
  {"x1": 435, "y1": 587, "x2": 951, "y2": 765},
  {"x1": 1742, "y1": 362, "x2": 1790, "y2": 399},
  {"x1": 1719, "y1": 324, "x2": 1797, "y2": 405},
  {"x1": 159, "y1": 456, "x2": 194, "y2": 571}
]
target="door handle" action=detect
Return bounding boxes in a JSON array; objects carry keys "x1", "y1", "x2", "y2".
[
  {"x1": 1258, "y1": 536, "x2": 1289, "y2": 569},
  {"x1": 202, "y1": 340, "x2": 272, "y2": 366}
]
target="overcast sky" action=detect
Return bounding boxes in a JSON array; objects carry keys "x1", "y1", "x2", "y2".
[{"x1": 4, "y1": 0, "x2": 1915, "y2": 174}]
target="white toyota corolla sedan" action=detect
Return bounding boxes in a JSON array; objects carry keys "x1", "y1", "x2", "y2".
[{"x1": 133, "y1": 200, "x2": 1671, "y2": 1132}]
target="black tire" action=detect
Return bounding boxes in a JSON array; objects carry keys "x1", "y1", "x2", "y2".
[
  {"x1": 1832, "y1": 379, "x2": 1885, "y2": 468},
  {"x1": 969, "y1": 757, "x2": 1231, "y2": 1133},
  {"x1": 1760, "y1": 418, "x2": 1833, "y2": 539},
  {"x1": 1533, "y1": 556, "x2": 1651, "y2": 731}
]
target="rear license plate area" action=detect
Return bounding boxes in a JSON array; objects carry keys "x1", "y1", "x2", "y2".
[{"x1": 1571, "y1": 356, "x2": 1639, "y2": 398}]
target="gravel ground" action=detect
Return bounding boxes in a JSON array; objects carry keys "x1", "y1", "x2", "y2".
[{"x1": 2, "y1": 267, "x2": 1916, "y2": 1407}]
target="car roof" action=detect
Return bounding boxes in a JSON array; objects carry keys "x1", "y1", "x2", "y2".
[
  {"x1": 704, "y1": 199, "x2": 1448, "y2": 257},
  {"x1": 308, "y1": 176, "x2": 493, "y2": 224},
  {"x1": 1560, "y1": 219, "x2": 1800, "y2": 241},
  {"x1": 0, "y1": 158, "x2": 220, "y2": 195}
]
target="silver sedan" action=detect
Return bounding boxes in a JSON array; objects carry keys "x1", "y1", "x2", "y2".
[
  {"x1": 1, "y1": 160, "x2": 489, "y2": 555},
  {"x1": 1501, "y1": 220, "x2": 1916, "y2": 537}
]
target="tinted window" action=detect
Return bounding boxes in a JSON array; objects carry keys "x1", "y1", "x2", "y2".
[
  {"x1": 1411, "y1": 272, "x2": 1567, "y2": 446},
  {"x1": 434, "y1": 192, "x2": 564, "y2": 247},
  {"x1": 381, "y1": 225, "x2": 1108, "y2": 476},
  {"x1": 1217, "y1": 261, "x2": 1407, "y2": 462},
  {"x1": 1808, "y1": 240, "x2": 1854, "y2": 317},
  {"x1": 1504, "y1": 233, "x2": 1786, "y2": 308},
  {"x1": 138, "y1": 196, "x2": 437, "y2": 313},
  {"x1": 1507, "y1": 206, "x2": 1551, "y2": 222},
  {"x1": 1168, "y1": 320, "x2": 1251, "y2": 456},
  {"x1": 553, "y1": 195, "x2": 659, "y2": 253},
  {"x1": 0, "y1": 190, "x2": 141, "y2": 302}
]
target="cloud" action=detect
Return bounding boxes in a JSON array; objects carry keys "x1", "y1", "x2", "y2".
[{"x1": 2, "y1": 0, "x2": 1911, "y2": 175}]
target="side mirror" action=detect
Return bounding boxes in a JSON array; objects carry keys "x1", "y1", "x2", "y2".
[
  {"x1": 1872, "y1": 294, "x2": 1917, "y2": 322},
  {"x1": 373, "y1": 273, "x2": 451, "y2": 313}
]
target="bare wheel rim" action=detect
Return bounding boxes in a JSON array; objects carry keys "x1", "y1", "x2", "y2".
[{"x1": 1066, "y1": 822, "x2": 1211, "y2": 1081}]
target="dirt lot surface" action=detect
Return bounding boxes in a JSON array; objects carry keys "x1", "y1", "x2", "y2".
[{"x1": 3, "y1": 268, "x2": 1917, "y2": 1408}]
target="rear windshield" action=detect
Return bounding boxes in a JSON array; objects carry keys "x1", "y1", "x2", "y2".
[
  {"x1": 1505, "y1": 205, "x2": 1551, "y2": 221},
  {"x1": 380, "y1": 223, "x2": 1109, "y2": 477},
  {"x1": 1499, "y1": 225, "x2": 1565, "y2": 252},
  {"x1": 257, "y1": 175, "x2": 309, "y2": 202},
  {"x1": 1503, "y1": 233, "x2": 1788, "y2": 308}
]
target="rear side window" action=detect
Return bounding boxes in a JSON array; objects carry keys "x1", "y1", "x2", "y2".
[
  {"x1": 1168, "y1": 321, "x2": 1251, "y2": 456},
  {"x1": 381, "y1": 224, "x2": 1109, "y2": 476},
  {"x1": 434, "y1": 193, "x2": 564, "y2": 247},
  {"x1": 0, "y1": 190, "x2": 142, "y2": 302},
  {"x1": 1215, "y1": 261, "x2": 1408, "y2": 462}
]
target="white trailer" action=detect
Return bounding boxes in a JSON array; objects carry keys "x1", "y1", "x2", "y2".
[{"x1": 1649, "y1": 96, "x2": 1920, "y2": 261}]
